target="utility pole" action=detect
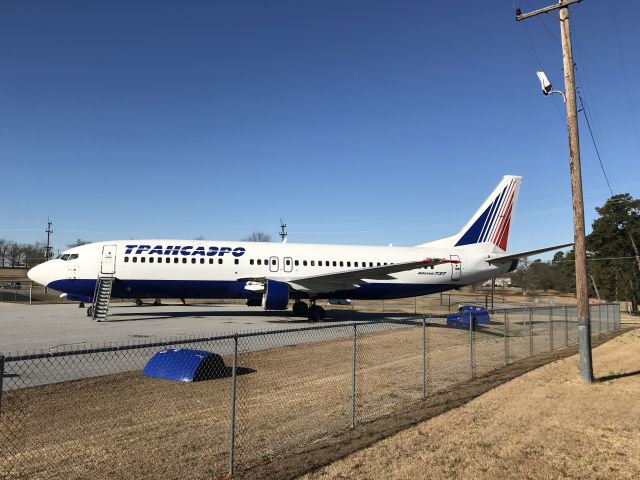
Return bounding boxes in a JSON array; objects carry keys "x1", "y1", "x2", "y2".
[
  {"x1": 279, "y1": 219, "x2": 287, "y2": 243},
  {"x1": 516, "y1": 0, "x2": 593, "y2": 382},
  {"x1": 45, "y1": 218, "x2": 53, "y2": 261}
]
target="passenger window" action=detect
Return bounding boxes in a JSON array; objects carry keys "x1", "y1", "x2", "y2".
[
  {"x1": 250, "y1": 259, "x2": 255, "y2": 265},
  {"x1": 318, "y1": 261, "x2": 322, "y2": 266},
  {"x1": 354, "y1": 262, "x2": 358, "y2": 267},
  {"x1": 257, "y1": 259, "x2": 262, "y2": 265},
  {"x1": 369, "y1": 262, "x2": 373, "y2": 267},
  {"x1": 294, "y1": 260, "x2": 299, "y2": 266},
  {"x1": 182, "y1": 258, "x2": 187, "y2": 264},
  {"x1": 174, "y1": 258, "x2": 179, "y2": 263},
  {"x1": 234, "y1": 259, "x2": 239, "y2": 265},
  {"x1": 124, "y1": 257, "x2": 129, "y2": 263},
  {"x1": 149, "y1": 258, "x2": 154, "y2": 264},
  {"x1": 132, "y1": 257, "x2": 137, "y2": 263},
  {"x1": 200, "y1": 258, "x2": 205, "y2": 264},
  {"x1": 271, "y1": 259, "x2": 276, "y2": 265},
  {"x1": 332, "y1": 261, "x2": 337, "y2": 267},
  {"x1": 141, "y1": 257, "x2": 146, "y2": 263},
  {"x1": 347, "y1": 261, "x2": 351, "y2": 267},
  {"x1": 209, "y1": 258, "x2": 214, "y2": 264},
  {"x1": 311, "y1": 261, "x2": 315, "y2": 266},
  {"x1": 286, "y1": 259, "x2": 291, "y2": 266},
  {"x1": 219, "y1": 258, "x2": 223, "y2": 264},
  {"x1": 303, "y1": 260, "x2": 308, "y2": 266},
  {"x1": 377, "y1": 262, "x2": 381, "y2": 266},
  {"x1": 339, "y1": 261, "x2": 344, "y2": 267}
]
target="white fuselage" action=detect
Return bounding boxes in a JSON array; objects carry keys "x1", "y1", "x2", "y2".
[{"x1": 28, "y1": 239, "x2": 512, "y2": 301}]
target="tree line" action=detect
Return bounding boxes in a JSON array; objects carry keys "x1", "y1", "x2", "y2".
[{"x1": 510, "y1": 193, "x2": 639, "y2": 313}]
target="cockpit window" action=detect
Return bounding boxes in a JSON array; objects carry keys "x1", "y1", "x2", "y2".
[
  {"x1": 57, "y1": 254, "x2": 71, "y2": 261},
  {"x1": 68, "y1": 254, "x2": 79, "y2": 260}
]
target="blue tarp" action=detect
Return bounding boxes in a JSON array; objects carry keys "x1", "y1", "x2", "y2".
[
  {"x1": 447, "y1": 305, "x2": 491, "y2": 327},
  {"x1": 143, "y1": 348, "x2": 227, "y2": 382}
]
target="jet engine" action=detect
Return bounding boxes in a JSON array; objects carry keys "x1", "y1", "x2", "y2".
[{"x1": 261, "y1": 280, "x2": 289, "y2": 310}]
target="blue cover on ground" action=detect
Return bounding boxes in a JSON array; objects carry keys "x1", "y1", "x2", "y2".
[
  {"x1": 143, "y1": 348, "x2": 227, "y2": 382},
  {"x1": 447, "y1": 306, "x2": 491, "y2": 327}
]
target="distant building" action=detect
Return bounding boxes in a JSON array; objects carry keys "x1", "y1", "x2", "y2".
[{"x1": 482, "y1": 277, "x2": 512, "y2": 288}]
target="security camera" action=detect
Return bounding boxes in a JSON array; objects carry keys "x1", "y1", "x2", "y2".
[{"x1": 536, "y1": 70, "x2": 553, "y2": 96}]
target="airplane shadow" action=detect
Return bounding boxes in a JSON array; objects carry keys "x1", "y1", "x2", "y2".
[
  {"x1": 101, "y1": 308, "x2": 413, "y2": 324},
  {"x1": 597, "y1": 369, "x2": 640, "y2": 383}
]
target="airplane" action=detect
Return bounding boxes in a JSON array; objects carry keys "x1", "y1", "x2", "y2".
[{"x1": 27, "y1": 175, "x2": 571, "y2": 321}]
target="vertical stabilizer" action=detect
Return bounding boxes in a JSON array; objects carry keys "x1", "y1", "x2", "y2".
[{"x1": 418, "y1": 175, "x2": 521, "y2": 252}]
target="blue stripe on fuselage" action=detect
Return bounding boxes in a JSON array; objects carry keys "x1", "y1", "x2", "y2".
[{"x1": 48, "y1": 278, "x2": 457, "y2": 301}]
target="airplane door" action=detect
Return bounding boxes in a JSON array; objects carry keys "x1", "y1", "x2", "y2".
[
  {"x1": 450, "y1": 255, "x2": 461, "y2": 281},
  {"x1": 101, "y1": 245, "x2": 117, "y2": 275},
  {"x1": 283, "y1": 257, "x2": 293, "y2": 273},
  {"x1": 269, "y1": 256, "x2": 279, "y2": 273}
]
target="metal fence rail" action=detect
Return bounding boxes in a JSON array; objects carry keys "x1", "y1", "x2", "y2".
[{"x1": 0, "y1": 303, "x2": 621, "y2": 479}]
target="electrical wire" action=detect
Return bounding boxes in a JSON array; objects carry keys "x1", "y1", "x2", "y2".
[
  {"x1": 609, "y1": 0, "x2": 640, "y2": 152},
  {"x1": 578, "y1": 91, "x2": 614, "y2": 196}
]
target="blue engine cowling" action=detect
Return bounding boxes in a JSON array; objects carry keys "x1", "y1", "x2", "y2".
[{"x1": 262, "y1": 280, "x2": 289, "y2": 310}]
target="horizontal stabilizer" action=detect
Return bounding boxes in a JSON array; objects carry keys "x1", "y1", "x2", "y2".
[{"x1": 486, "y1": 243, "x2": 573, "y2": 264}]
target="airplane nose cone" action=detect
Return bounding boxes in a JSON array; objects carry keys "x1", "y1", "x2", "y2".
[{"x1": 28, "y1": 263, "x2": 50, "y2": 286}]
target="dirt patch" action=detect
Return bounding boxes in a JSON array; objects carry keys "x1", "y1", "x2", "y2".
[{"x1": 300, "y1": 327, "x2": 640, "y2": 480}]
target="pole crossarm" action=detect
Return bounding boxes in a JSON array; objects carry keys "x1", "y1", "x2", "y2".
[{"x1": 516, "y1": 0, "x2": 581, "y2": 21}]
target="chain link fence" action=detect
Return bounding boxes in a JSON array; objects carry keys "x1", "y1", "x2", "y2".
[{"x1": 0, "y1": 303, "x2": 621, "y2": 479}]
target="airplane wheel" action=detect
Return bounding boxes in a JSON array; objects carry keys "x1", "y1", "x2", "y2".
[
  {"x1": 135, "y1": 298, "x2": 143, "y2": 306},
  {"x1": 86, "y1": 306, "x2": 94, "y2": 317},
  {"x1": 292, "y1": 301, "x2": 309, "y2": 316},
  {"x1": 153, "y1": 299, "x2": 161, "y2": 306},
  {"x1": 307, "y1": 305, "x2": 325, "y2": 322}
]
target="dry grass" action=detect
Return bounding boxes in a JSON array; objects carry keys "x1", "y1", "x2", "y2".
[{"x1": 302, "y1": 327, "x2": 640, "y2": 480}]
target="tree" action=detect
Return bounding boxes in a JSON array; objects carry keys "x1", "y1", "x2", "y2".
[
  {"x1": 587, "y1": 194, "x2": 640, "y2": 313},
  {"x1": 510, "y1": 259, "x2": 531, "y2": 295},
  {"x1": 67, "y1": 239, "x2": 91, "y2": 248},
  {"x1": 242, "y1": 231, "x2": 272, "y2": 242}
]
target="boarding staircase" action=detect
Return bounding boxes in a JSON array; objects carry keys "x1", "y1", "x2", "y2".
[{"x1": 92, "y1": 275, "x2": 114, "y2": 322}]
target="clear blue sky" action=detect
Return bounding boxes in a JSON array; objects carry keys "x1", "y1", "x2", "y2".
[{"x1": 1, "y1": 1, "x2": 638, "y2": 256}]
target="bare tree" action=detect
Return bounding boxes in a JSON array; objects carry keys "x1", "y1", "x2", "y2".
[
  {"x1": 67, "y1": 239, "x2": 91, "y2": 248},
  {"x1": 242, "y1": 231, "x2": 272, "y2": 242}
]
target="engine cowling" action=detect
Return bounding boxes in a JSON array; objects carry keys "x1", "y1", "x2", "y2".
[{"x1": 262, "y1": 280, "x2": 289, "y2": 310}]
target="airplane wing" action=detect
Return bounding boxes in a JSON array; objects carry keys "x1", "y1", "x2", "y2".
[
  {"x1": 239, "y1": 258, "x2": 458, "y2": 294},
  {"x1": 486, "y1": 243, "x2": 573, "y2": 264}
]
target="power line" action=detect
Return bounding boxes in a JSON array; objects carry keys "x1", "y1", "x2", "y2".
[
  {"x1": 577, "y1": 92, "x2": 614, "y2": 196},
  {"x1": 609, "y1": 0, "x2": 640, "y2": 153}
]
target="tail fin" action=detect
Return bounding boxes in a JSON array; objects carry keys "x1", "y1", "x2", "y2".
[{"x1": 418, "y1": 175, "x2": 521, "y2": 252}]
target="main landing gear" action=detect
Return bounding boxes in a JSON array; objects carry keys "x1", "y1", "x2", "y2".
[{"x1": 293, "y1": 300, "x2": 325, "y2": 322}]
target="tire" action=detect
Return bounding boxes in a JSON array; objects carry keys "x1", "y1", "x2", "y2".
[
  {"x1": 86, "y1": 306, "x2": 94, "y2": 317},
  {"x1": 135, "y1": 299, "x2": 143, "y2": 306},
  {"x1": 307, "y1": 305, "x2": 325, "y2": 322},
  {"x1": 292, "y1": 301, "x2": 309, "y2": 316}
]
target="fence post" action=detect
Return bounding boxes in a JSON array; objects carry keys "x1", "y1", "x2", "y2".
[
  {"x1": 229, "y1": 334, "x2": 238, "y2": 475},
  {"x1": 351, "y1": 323, "x2": 357, "y2": 428},
  {"x1": 549, "y1": 306, "x2": 554, "y2": 352},
  {"x1": 564, "y1": 307, "x2": 569, "y2": 347},
  {"x1": 29, "y1": 282, "x2": 33, "y2": 305},
  {"x1": 469, "y1": 312, "x2": 475, "y2": 378},
  {"x1": 503, "y1": 309, "x2": 508, "y2": 366},
  {"x1": 529, "y1": 308, "x2": 533, "y2": 357},
  {"x1": 606, "y1": 304, "x2": 610, "y2": 332},
  {"x1": 598, "y1": 304, "x2": 602, "y2": 336},
  {"x1": 422, "y1": 317, "x2": 427, "y2": 400},
  {"x1": 0, "y1": 354, "x2": 4, "y2": 417}
]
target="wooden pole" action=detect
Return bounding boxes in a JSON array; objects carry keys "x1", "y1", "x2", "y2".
[
  {"x1": 517, "y1": 0, "x2": 592, "y2": 383},
  {"x1": 559, "y1": 4, "x2": 593, "y2": 382}
]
